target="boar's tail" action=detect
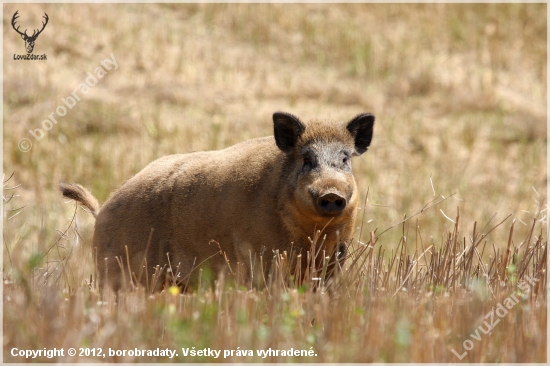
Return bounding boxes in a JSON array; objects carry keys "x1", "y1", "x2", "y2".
[{"x1": 59, "y1": 182, "x2": 100, "y2": 218}]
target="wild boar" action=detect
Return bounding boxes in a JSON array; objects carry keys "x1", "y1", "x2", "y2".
[{"x1": 60, "y1": 112, "x2": 374, "y2": 292}]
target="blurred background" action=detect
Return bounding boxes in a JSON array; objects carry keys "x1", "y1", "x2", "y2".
[{"x1": 3, "y1": 3, "x2": 547, "y2": 272}]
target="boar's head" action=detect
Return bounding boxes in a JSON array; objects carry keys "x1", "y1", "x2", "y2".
[{"x1": 273, "y1": 112, "x2": 374, "y2": 227}]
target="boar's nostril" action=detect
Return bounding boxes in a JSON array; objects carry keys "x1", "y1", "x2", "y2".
[{"x1": 317, "y1": 193, "x2": 347, "y2": 214}]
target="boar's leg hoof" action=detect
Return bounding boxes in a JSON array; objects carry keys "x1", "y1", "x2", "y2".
[{"x1": 317, "y1": 192, "x2": 347, "y2": 214}]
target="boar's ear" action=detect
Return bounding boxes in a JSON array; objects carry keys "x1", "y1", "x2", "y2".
[
  {"x1": 346, "y1": 113, "x2": 375, "y2": 156},
  {"x1": 273, "y1": 112, "x2": 306, "y2": 153}
]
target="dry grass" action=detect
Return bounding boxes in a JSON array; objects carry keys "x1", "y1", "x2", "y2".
[{"x1": 2, "y1": 3, "x2": 547, "y2": 363}]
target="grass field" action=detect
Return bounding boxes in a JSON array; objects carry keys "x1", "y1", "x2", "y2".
[{"x1": 3, "y1": 3, "x2": 547, "y2": 363}]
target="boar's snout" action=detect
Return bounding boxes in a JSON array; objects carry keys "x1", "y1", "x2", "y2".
[{"x1": 317, "y1": 192, "x2": 347, "y2": 215}]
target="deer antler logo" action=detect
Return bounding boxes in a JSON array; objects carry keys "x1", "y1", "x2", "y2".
[{"x1": 11, "y1": 10, "x2": 49, "y2": 54}]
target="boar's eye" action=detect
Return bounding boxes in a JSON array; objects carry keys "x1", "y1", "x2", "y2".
[
  {"x1": 342, "y1": 153, "x2": 352, "y2": 168},
  {"x1": 302, "y1": 154, "x2": 313, "y2": 171}
]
